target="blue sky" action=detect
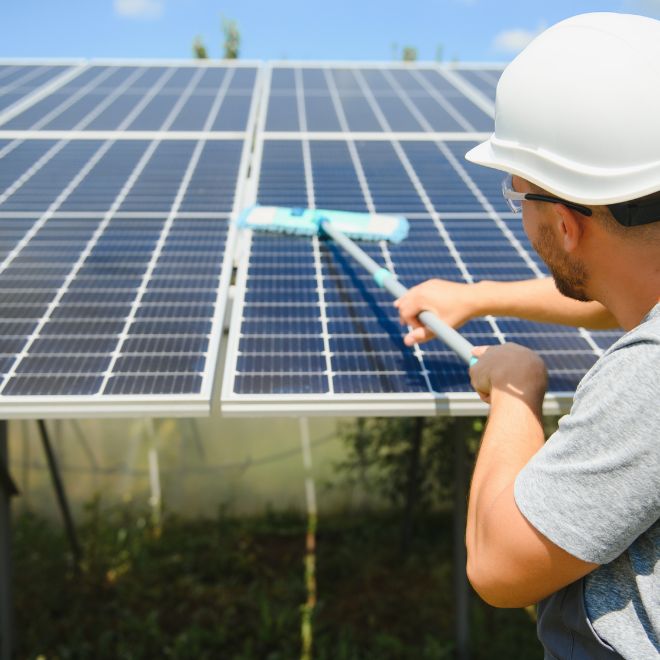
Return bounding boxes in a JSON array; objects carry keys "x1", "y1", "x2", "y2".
[{"x1": 2, "y1": 0, "x2": 660, "y2": 62}]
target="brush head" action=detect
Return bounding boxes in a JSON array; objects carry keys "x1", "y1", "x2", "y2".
[{"x1": 237, "y1": 206, "x2": 409, "y2": 243}]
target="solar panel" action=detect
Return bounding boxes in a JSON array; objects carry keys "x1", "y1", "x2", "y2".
[
  {"x1": 0, "y1": 60, "x2": 260, "y2": 417},
  {"x1": 221, "y1": 63, "x2": 621, "y2": 416}
]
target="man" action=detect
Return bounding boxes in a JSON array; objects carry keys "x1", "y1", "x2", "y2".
[{"x1": 395, "y1": 13, "x2": 659, "y2": 659}]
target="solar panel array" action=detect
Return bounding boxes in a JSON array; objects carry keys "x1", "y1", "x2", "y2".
[
  {"x1": 0, "y1": 61, "x2": 258, "y2": 417},
  {"x1": 0, "y1": 60, "x2": 621, "y2": 418},
  {"x1": 221, "y1": 63, "x2": 621, "y2": 416}
]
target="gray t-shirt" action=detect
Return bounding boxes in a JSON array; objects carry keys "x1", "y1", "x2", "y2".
[{"x1": 515, "y1": 303, "x2": 660, "y2": 659}]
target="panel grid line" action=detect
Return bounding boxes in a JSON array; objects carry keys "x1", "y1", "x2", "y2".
[
  {"x1": 18, "y1": 66, "x2": 118, "y2": 131},
  {"x1": 296, "y1": 69, "x2": 335, "y2": 394}
]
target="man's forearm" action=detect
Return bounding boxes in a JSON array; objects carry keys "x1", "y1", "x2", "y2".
[
  {"x1": 475, "y1": 278, "x2": 617, "y2": 329},
  {"x1": 466, "y1": 389, "x2": 546, "y2": 605}
]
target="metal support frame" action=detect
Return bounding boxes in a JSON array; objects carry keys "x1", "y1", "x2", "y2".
[{"x1": 36, "y1": 420, "x2": 82, "y2": 572}]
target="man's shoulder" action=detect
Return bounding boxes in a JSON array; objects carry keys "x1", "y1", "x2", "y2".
[
  {"x1": 577, "y1": 303, "x2": 660, "y2": 394},
  {"x1": 608, "y1": 303, "x2": 660, "y2": 352}
]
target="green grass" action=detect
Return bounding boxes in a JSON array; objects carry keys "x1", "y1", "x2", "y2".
[{"x1": 12, "y1": 503, "x2": 541, "y2": 659}]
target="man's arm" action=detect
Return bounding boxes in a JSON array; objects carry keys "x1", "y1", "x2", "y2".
[
  {"x1": 465, "y1": 344, "x2": 598, "y2": 608},
  {"x1": 395, "y1": 277, "x2": 618, "y2": 346}
]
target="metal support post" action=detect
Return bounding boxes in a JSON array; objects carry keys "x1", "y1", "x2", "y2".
[{"x1": 37, "y1": 420, "x2": 82, "y2": 572}]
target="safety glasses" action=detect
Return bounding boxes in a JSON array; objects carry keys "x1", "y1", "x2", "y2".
[{"x1": 501, "y1": 174, "x2": 593, "y2": 217}]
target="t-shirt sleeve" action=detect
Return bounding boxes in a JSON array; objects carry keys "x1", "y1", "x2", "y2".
[{"x1": 514, "y1": 339, "x2": 660, "y2": 565}]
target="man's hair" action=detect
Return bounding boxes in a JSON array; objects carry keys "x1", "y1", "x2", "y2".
[{"x1": 593, "y1": 190, "x2": 660, "y2": 241}]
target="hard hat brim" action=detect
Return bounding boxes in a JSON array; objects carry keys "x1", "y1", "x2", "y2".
[{"x1": 465, "y1": 137, "x2": 660, "y2": 206}]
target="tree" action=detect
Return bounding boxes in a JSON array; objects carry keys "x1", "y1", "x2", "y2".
[
  {"x1": 402, "y1": 46, "x2": 418, "y2": 62},
  {"x1": 192, "y1": 36, "x2": 208, "y2": 59},
  {"x1": 335, "y1": 416, "x2": 483, "y2": 553},
  {"x1": 222, "y1": 17, "x2": 240, "y2": 59}
]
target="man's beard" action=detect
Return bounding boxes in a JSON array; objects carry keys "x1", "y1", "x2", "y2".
[{"x1": 532, "y1": 224, "x2": 591, "y2": 302}]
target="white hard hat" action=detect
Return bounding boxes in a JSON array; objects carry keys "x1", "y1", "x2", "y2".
[{"x1": 466, "y1": 12, "x2": 660, "y2": 206}]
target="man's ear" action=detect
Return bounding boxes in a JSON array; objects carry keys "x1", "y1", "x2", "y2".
[{"x1": 554, "y1": 204, "x2": 584, "y2": 253}]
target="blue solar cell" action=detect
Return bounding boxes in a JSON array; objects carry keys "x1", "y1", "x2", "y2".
[
  {"x1": 309, "y1": 141, "x2": 368, "y2": 211},
  {"x1": 234, "y1": 373, "x2": 327, "y2": 394},
  {"x1": 122, "y1": 335, "x2": 209, "y2": 354},
  {"x1": 265, "y1": 95, "x2": 300, "y2": 131},
  {"x1": 547, "y1": 372, "x2": 586, "y2": 392},
  {"x1": 4, "y1": 375, "x2": 105, "y2": 396},
  {"x1": 0, "y1": 141, "x2": 103, "y2": 212},
  {"x1": 237, "y1": 353, "x2": 326, "y2": 372},
  {"x1": 589, "y1": 331, "x2": 623, "y2": 351},
  {"x1": 426, "y1": 359, "x2": 472, "y2": 392},
  {"x1": 104, "y1": 374, "x2": 203, "y2": 395},
  {"x1": 401, "y1": 141, "x2": 482, "y2": 212},
  {"x1": 135, "y1": 303, "x2": 213, "y2": 319},
  {"x1": 239, "y1": 335, "x2": 324, "y2": 353},
  {"x1": 129, "y1": 319, "x2": 212, "y2": 335},
  {"x1": 179, "y1": 140, "x2": 243, "y2": 212},
  {"x1": 304, "y1": 96, "x2": 342, "y2": 131},
  {"x1": 339, "y1": 96, "x2": 382, "y2": 132},
  {"x1": 355, "y1": 141, "x2": 427, "y2": 213},
  {"x1": 119, "y1": 141, "x2": 197, "y2": 211},
  {"x1": 0, "y1": 338, "x2": 29, "y2": 355},
  {"x1": 49, "y1": 304, "x2": 131, "y2": 320},
  {"x1": 40, "y1": 320, "x2": 126, "y2": 336},
  {"x1": 331, "y1": 351, "x2": 420, "y2": 372},
  {"x1": 30, "y1": 336, "x2": 120, "y2": 354},
  {"x1": 333, "y1": 371, "x2": 428, "y2": 394},
  {"x1": 257, "y1": 141, "x2": 308, "y2": 206},
  {"x1": 415, "y1": 71, "x2": 494, "y2": 131},
  {"x1": 114, "y1": 353, "x2": 206, "y2": 373},
  {"x1": 243, "y1": 319, "x2": 323, "y2": 334},
  {"x1": 212, "y1": 95, "x2": 254, "y2": 131},
  {"x1": 16, "y1": 354, "x2": 112, "y2": 375},
  {"x1": 454, "y1": 68, "x2": 502, "y2": 102},
  {"x1": 444, "y1": 141, "x2": 510, "y2": 214}
]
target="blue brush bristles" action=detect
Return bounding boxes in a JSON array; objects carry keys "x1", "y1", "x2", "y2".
[{"x1": 237, "y1": 205, "x2": 409, "y2": 244}]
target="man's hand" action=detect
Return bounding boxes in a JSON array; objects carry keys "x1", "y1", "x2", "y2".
[
  {"x1": 394, "y1": 279, "x2": 481, "y2": 346},
  {"x1": 469, "y1": 344, "x2": 548, "y2": 410}
]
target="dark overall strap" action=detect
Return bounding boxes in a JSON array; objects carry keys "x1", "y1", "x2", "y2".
[{"x1": 537, "y1": 579, "x2": 624, "y2": 659}]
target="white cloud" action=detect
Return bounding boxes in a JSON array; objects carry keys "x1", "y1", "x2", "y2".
[
  {"x1": 114, "y1": 0, "x2": 163, "y2": 19},
  {"x1": 492, "y1": 24, "x2": 545, "y2": 55}
]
